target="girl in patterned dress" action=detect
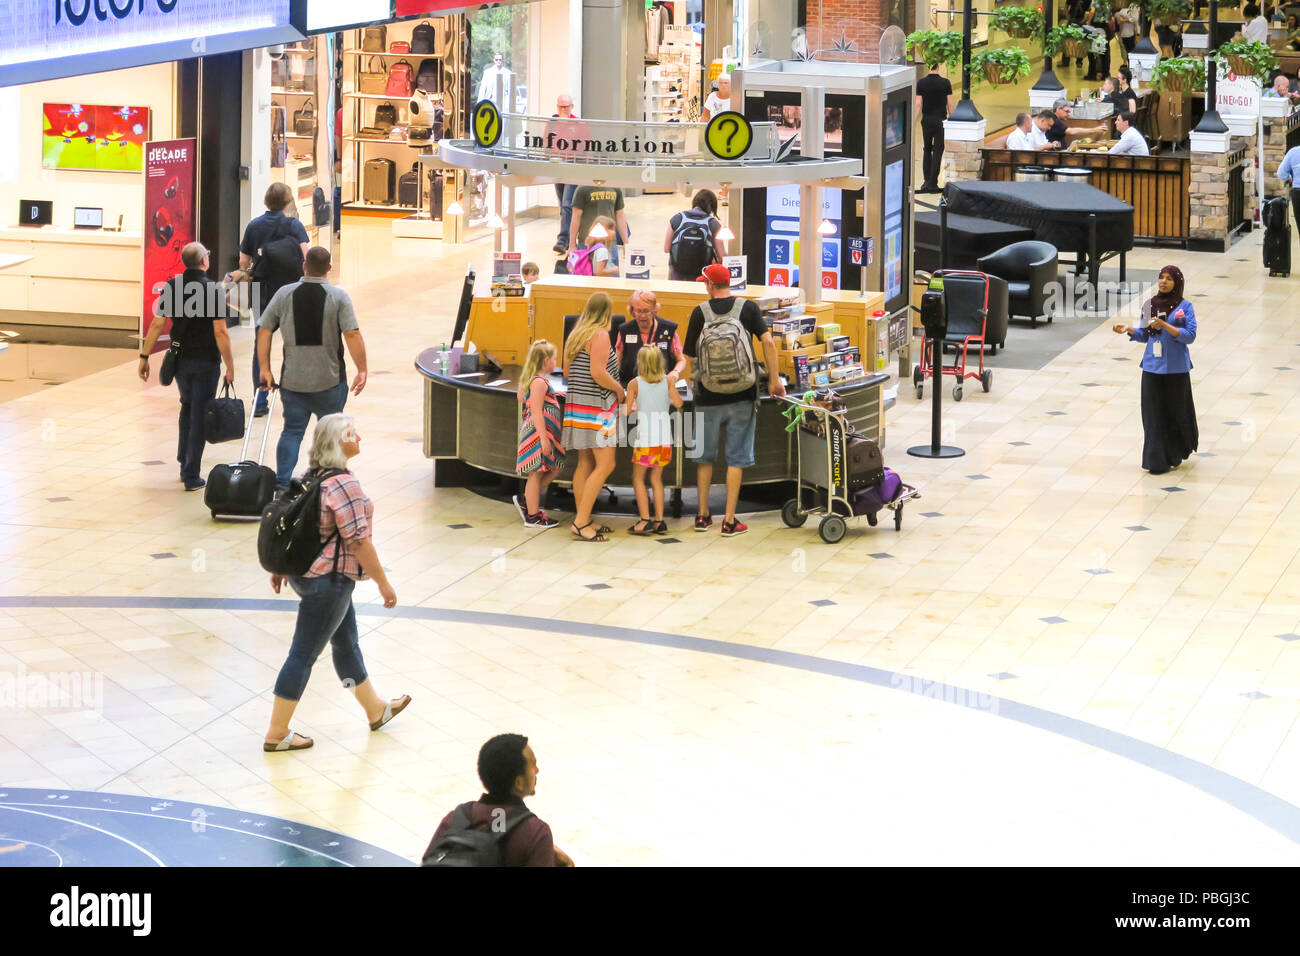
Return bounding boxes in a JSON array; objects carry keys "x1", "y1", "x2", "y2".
[{"x1": 515, "y1": 339, "x2": 564, "y2": 529}]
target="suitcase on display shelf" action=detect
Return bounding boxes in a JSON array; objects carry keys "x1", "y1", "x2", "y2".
[
  {"x1": 411, "y1": 20, "x2": 437, "y2": 55},
  {"x1": 361, "y1": 25, "x2": 386, "y2": 52},
  {"x1": 1263, "y1": 196, "x2": 1291, "y2": 278},
  {"x1": 204, "y1": 389, "x2": 278, "y2": 520},
  {"x1": 416, "y1": 58, "x2": 440, "y2": 94},
  {"x1": 385, "y1": 59, "x2": 415, "y2": 98},
  {"x1": 363, "y1": 157, "x2": 396, "y2": 204},
  {"x1": 428, "y1": 169, "x2": 443, "y2": 219},
  {"x1": 398, "y1": 165, "x2": 421, "y2": 208}
]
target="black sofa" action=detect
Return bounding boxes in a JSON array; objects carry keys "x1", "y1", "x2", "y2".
[{"x1": 976, "y1": 241, "x2": 1059, "y2": 327}]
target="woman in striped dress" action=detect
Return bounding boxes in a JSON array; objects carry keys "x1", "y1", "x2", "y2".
[{"x1": 562, "y1": 292, "x2": 626, "y2": 542}]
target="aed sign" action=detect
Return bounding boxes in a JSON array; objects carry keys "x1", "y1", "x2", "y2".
[{"x1": 1, "y1": 0, "x2": 299, "y2": 87}]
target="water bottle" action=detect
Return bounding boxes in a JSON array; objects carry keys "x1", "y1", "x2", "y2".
[{"x1": 438, "y1": 342, "x2": 448, "y2": 373}]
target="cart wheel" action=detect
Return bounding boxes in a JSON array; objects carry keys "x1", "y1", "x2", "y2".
[
  {"x1": 953, "y1": 384, "x2": 963, "y2": 402},
  {"x1": 781, "y1": 498, "x2": 808, "y2": 528},
  {"x1": 912, "y1": 366, "x2": 923, "y2": 386},
  {"x1": 894, "y1": 504, "x2": 904, "y2": 531},
  {"x1": 210, "y1": 511, "x2": 218, "y2": 520},
  {"x1": 818, "y1": 515, "x2": 847, "y2": 544},
  {"x1": 981, "y1": 369, "x2": 992, "y2": 393},
  {"x1": 866, "y1": 512, "x2": 878, "y2": 527},
  {"x1": 916, "y1": 384, "x2": 924, "y2": 400}
]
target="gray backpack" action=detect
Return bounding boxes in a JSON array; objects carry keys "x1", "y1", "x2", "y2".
[{"x1": 696, "y1": 299, "x2": 757, "y2": 394}]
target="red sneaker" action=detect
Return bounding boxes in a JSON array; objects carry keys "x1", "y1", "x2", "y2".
[
  {"x1": 720, "y1": 519, "x2": 748, "y2": 537},
  {"x1": 694, "y1": 514, "x2": 713, "y2": 532}
]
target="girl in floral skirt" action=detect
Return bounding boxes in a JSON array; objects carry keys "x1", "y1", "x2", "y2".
[{"x1": 514, "y1": 339, "x2": 565, "y2": 529}]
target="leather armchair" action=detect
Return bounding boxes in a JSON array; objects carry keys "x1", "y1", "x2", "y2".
[
  {"x1": 977, "y1": 241, "x2": 1058, "y2": 327},
  {"x1": 937, "y1": 271, "x2": 1009, "y2": 353}
]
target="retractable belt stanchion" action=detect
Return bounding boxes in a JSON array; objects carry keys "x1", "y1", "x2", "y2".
[{"x1": 908, "y1": 275, "x2": 966, "y2": 460}]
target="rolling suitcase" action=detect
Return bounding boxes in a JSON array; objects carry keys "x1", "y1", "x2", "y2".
[
  {"x1": 398, "y1": 164, "x2": 420, "y2": 207},
  {"x1": 427, "y1": 169, "x2": 443, "y2": 219},
  {"x1": 1263, "y1": 196, "x2": 1291, "y2": 278},
  {"x1": 204, "y1": 388, "x2": 278, "y2": 520},
  {"x1": 846, "y1": 433, "x2": 885, "y2": 490},
  {"x1": 363, "y1": 158, "x2": 396, "y2": 205}
]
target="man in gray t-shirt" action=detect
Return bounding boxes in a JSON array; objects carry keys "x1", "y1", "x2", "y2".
[{"x1": 257, "y1": 246, "x2": 369, "y2": 491}]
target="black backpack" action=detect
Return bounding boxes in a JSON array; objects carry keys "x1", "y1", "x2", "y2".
[
  {"x1": 422, "y1": 802, "x2": 535, "y2": 867},
  {"x1": 669, "y1": 208, "x2": 718, "y2": 279},
  {"x1": 257, "y1": 468, "x2": 345, "y2": 576},
  {"x1": 411, "y1": 20, "x2": 437, "y2": 55},
  {"x1": 416, "y1": 58, "x2": 440, "y2": 94},
  {"x1": 251, "y1": 216, "x2": 303, "y2": 289}
]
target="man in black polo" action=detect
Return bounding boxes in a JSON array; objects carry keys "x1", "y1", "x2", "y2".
[
  {"x1": 914, "y1": 62, "x2": 953, "y2": 194},
  {"x1": 613, "y1": 289, "x2": 686, "y2": 386}
]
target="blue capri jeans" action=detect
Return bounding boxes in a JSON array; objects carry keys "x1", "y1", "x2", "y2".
[{"x1": 273, "y1": 573, "x2": 368, "y2": 701}]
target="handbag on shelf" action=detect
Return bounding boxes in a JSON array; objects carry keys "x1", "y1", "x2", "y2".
[
  {"x1": 358, "y1": 56, "x2": 387, "y2": 94},
  {"x1": 292, "y1": 98, "x2": 314, "y2": 136},
  {"x1": 357, "y1": 126, "x2": 386, "y2": 138},
  {"x1": 385, "y1": 59, "x2": 415, "y2": 98},
  {"x1": 389, "y1": 40, "x2": 410, "y2": 54},
  {"x1": 204, "y1": 382, "x2": 246, "y2": 444},
  {"x1": 361, "y1": 25, "x2": 386, "y2": 52},
  {"x1": 374, "y1": 101, "x2": 398, "y2": 129}
]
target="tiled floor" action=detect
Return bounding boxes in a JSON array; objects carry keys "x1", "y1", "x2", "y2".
[{"x1": 2, "y1": 189, "x2": 1300, "y2": 865}]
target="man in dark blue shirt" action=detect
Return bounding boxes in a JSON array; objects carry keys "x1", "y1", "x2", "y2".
[{"x1": 232, "y1": 182, "x2": 308, "y2": 415}]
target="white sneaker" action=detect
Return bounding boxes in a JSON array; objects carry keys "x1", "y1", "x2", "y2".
[{"x1": 511, "y1": 494, "x2": 529, "y2": 527}]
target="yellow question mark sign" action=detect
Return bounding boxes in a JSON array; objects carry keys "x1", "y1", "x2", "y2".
[
  {"x1": 705, "y1": 111, "x2": 752, "y2": 160},
  {"x1": 473, "y1": 99, "x2": 502, "y2": 148}
]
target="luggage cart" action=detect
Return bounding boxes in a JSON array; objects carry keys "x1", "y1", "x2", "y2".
[
  {"x1": 778, "y1": 394, "x2": 920, "y2": 544},
  {"x1": 913, "y1": 269, "x2": 993, "y2": 402}
]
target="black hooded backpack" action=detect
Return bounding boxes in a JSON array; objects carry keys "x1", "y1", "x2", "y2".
[{"x1": 421, "y1": 803, "x2": 535, "y2": 867}]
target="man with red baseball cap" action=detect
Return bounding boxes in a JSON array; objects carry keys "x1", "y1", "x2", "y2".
[{"x1": 682, "y1": 263, "x2": 785, "y2": 536}]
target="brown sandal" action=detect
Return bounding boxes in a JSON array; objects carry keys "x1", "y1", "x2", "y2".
[
  {"x1": 570, "y1": 521, "x2": 608, "y2": 542},
  {"x1": 370, "y1": 694, "x2": 412, "y2": 731}
]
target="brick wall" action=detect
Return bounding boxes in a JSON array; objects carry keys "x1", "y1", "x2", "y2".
[
  {"x1": 1263, "y1": 116, "x2": 1290, "y2": 199},
  {"x1": 804, "y1": 7, "x2": 890, "y2": 63},
  {"x1": 1189, "y1": 150, "x2": 1229, "y2": 241}
]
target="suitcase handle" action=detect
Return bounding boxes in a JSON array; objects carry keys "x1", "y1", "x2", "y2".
[{"x1": 239, "y1": 387, "x2": 278, "y2": 464}]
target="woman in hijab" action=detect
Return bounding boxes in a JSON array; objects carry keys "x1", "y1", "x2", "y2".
[{"x1": 1112, "y1": 265, "x2": 1198, "y2": 475}]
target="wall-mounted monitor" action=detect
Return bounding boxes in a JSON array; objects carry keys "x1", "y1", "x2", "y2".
[
  {"x1": 306, "y1": 0, "x2": 392, "y2": 33},
  {"x1": 42, "y1": 104, "x2": 151, "y2": 173}
]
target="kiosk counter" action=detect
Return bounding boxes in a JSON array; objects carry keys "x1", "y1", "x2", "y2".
[
  {"x1": 463, "y1": 274, "x2": 887, "y2": 369},
  {"x1": 418, "y1": 347, "x2": 891, "y2": 496}
]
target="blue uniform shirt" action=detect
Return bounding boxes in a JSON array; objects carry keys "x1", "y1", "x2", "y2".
[
  {"x1": 1127, "y1": 299, "x2": 1197, "y2": 374},
  {"x1": 1277, "y1": 145, "x2": 1300, "y2": 186}
]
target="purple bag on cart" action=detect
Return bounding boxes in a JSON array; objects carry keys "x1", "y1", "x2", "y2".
[{"x1": 852, "y1": 467, "x2": 902, "y2": 516}]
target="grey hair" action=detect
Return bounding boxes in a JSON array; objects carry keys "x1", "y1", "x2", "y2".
[{"x1": 309, "y1": 413, "x2": 354, "y2": 470}]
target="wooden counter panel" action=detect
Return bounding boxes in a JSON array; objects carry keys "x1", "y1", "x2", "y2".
[
  {"x1": 458, "y1": 387, "x2": 522, "y2": 473},
  {"x1": 424, "y1": 378, "x2": 460, "y2": 458}
]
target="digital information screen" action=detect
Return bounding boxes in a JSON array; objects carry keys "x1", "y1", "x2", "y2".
[{"x1": 763, "y1": 184, "x2": 842, "y2": 290}]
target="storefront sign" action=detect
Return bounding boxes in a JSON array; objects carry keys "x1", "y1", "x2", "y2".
[
  {"x1": 141, "y1": 137, "x2": 195, "y2": 343},
  {"x1": 624, "y1": 246, "x2": 651, "y2": 281},
  {"x1": 1217, "y1": 73, "x2": 1261, "y2": 116},
  {"x1": 308, "y1": 0, "x2": 390, "y2": 32},
  {"x1": 1, "y1": 0, "x2": 300, "y2": 87}
]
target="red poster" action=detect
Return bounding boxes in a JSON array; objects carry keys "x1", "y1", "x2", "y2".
[
  {"x1": 141, "y1": 138, "x2": 196, "y2": 345},
  {"x1": 395, "y1": 0, "x2": 470, "y2": 15}
]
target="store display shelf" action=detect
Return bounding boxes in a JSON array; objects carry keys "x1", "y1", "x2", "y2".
[
  {"x1": 344, "y1": 50, "x2": 445, "y2": 58},
  {"x1": 286, "y1": 134, "x2": 314, "y2": 140},
  {"x1": 345, "y1": 136, "x2": 424, "y2": 146},
  {"x1": 345, "y1": 92, "x2": 418, "y2": 100},
  {"x1": 271, "y1": 88, "x2": 314, "y2": 96},
  {"x1": 342, "y1": 201, "x2": 422, "y2": 213}
]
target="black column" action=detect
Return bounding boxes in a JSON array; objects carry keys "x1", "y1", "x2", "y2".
[
  {"x1": 950, "y1": 0, "x2": 983, "y2": 122},
  {"x1": 1031, "y1": 0, "x2": 1064, "y2": 92},
  {"x1": 178, "y1": 53, "x2": 244, "y2": 280},
  {"x1": 1194, "y1": 0, "x2": 1229, "y2": 134}
]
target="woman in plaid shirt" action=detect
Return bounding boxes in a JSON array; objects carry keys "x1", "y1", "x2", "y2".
[{"x1": 264, "y1": 414, "x2": 410, "y2": 752}]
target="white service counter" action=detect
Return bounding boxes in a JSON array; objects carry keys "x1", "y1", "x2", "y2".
[{"x1": 0, "y1": 226, "x2": 142, "y2": 331}]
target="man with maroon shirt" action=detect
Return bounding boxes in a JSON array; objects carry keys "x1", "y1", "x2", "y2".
[{"x1": 424, "y1": 734, "x2": 574, "y2": 867}]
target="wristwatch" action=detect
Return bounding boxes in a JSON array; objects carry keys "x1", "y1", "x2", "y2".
[{"x1": 139, "y1": 353, "x2": 149, "y2": 359}]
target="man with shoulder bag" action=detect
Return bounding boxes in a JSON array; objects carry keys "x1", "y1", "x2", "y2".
[
  {"x1": 230, "y1": 182, "x2": 309, "y2": 417},
  {"x1": 139, "y1": 242, "x2": 236, "y2": 492}
]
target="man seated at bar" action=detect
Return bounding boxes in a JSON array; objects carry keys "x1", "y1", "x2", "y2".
[
  {"x1": 613, "y1": 289, "x2": 686, "y2": 387},
  {"x1": 1048, "y1": 99, "x2": 1107, "y2": 150},
  {"x1": 1107, "y1": 112, "x2": 1149, "y2": 156},
  {"x1": 1097, "y1": 76, "x2": 1129, "y2": 112},
  {"x1": 1006, "y1": 112, "x2": 1058, "y2": 151},
  {"x1": 1264, "y1": 73, "x2": 1300, "y2": 103}
]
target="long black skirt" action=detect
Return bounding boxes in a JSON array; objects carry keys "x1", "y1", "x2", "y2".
[{"x1": 1141, "y1": 371, "x2": 1198, "y2": 473}]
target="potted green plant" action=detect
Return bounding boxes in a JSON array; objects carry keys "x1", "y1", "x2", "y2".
[
  {"x1": 1149, "y1": 56, "x2": 1206, "y2": 92},
  {"x1": 1216, "y1": 39, "x2": 1278, "y2": 77},
  {"x1": 905, "y1": 30, "x2": 964, "y2": 70},
  {"x1": 990, "y1": 6, "x2": 1044, "y2": 41},
  {"x1": 1045, "y1": 23, "x2": 1091, "y2": 61},
  {"x1": 1148, "y1": 0, "x2": 1191, "y2": 26},
  {"x1": 971, "y1": 47, "x2": 1033, "y2": 86}
]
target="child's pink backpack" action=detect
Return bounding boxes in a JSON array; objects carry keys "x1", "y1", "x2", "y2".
[{"x1": 568, "y1": 247, "x2": 598, "y2": 276}]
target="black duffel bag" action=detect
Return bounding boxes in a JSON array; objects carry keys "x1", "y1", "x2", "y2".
[{"x1": 204, "y1": 382, "x2": 246, "y2": 443}]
